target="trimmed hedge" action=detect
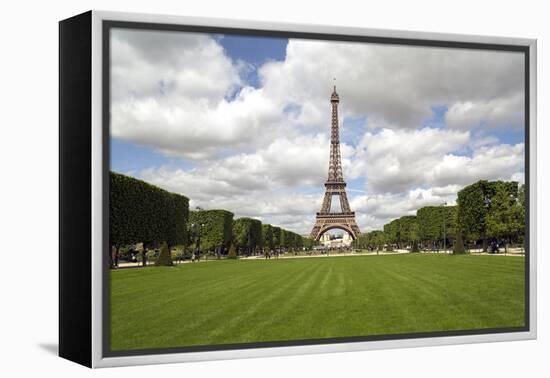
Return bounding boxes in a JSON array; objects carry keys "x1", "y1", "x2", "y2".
[
  {"x1": 110, "y1": 171, "x2": 189, "y2": 254},
  {"x1": 272, "y1": 226, "x2": 281, "y2": 248},
  {"x1": 352, "y1": 230, "x2": 386, "y2": 251},
  {"x1": 280, "y1": 229, "x2": 303, "y2": 251},
  {"x1": 166, "y1": 193, "x2": 189, "y2": 248},
  {"x1": 417, "y1": 205, "x2": 457, "y2": 248},
  {"x1": 262, "y1": 224, "x2": 274, "y2": 250},
  {"x1": 189, "y1": 209, "x2": 234, "y2": 254},
  {"x1": 399, "y1": 215, "x2": 419, "y2": 251},
  {"x1": 232, "y1": 217, "x2": 263, "y2": 254},
  {"x1": 156, "y1": 242, "x2": 173, "y2": 266},
  {"x1": 383, "y1": 219, "x2": 400, "y2": 249}
]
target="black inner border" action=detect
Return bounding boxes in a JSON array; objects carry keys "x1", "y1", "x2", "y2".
[{"x1": 102, "y1": 20, "x2": 531, "y2": 358}]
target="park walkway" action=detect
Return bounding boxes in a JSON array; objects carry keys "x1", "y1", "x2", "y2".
[{"x1": 115, "y1": 247, "x2": 524, "y2": 268}]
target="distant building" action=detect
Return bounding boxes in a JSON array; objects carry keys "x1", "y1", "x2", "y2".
[{"x1": 320, "y1": 232, "x2": 352, "y2": 248}]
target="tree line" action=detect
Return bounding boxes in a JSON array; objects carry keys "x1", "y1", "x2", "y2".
[
  {"x1": 109, "y1": 172, "x2": 313, "y2": 267},
  {"x1": 353, "y1": 180, "x2": 525, "y2": 254}
]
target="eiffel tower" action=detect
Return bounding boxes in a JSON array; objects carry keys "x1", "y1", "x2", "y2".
[{"x1": 310, "y1": 86, "x2": 361, "y2": 240}]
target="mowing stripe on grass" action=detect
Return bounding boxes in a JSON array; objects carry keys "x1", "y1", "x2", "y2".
[{"x1": 110, "y1": 254, "x2": 525, "y2": 351}]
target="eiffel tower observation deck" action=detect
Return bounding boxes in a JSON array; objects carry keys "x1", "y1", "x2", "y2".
[{"x1": 310, "y1": 86, "x2": 361, "y2": 240}]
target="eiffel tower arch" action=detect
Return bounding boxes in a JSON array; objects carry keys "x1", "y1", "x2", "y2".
[{"x1": 310, "y1": 86, "x2": 361, "y2": 241}]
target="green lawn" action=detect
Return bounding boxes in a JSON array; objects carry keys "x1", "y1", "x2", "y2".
[{"x1": 110, "y1": 254, "x2": 525, "y2": 351}]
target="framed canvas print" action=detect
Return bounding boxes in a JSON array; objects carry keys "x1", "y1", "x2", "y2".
[{"x1": 59, "y1": 10, "x2": 537, "y2": 368}]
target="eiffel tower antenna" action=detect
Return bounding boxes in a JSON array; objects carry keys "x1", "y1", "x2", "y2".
[{"x1": 310, "y1": 85, "x2": 361, "y2": 241}]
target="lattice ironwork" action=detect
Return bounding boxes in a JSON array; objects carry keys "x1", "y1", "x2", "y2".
[{"x1": 310, "y1": 86, "x2": 361, "y2": 240}]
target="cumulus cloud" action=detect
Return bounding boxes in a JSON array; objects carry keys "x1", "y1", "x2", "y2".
[
  {"x1": 112, "y1": 30, "x2": 525, "y2": 160},
  {"x1": 110, "y1": 29, "x2": 526, "y2": 234},
  {"x1": 137, "y1": 166, "x2": 321, "y2": 232},
  {"x1": 430, "y1": 143, "x2": 525, "y2": 187},
  {"x1": 111, "y1": 29, "x2": 286, "y2": 159},
  {"x1": 445, "y1": 93, "x2": 524, "y2": 130},
  {"x1": 351, "y1": 186, "x2": 458, "y2": 231},
  {"x1": 257, "y1": 40, "x2": 524, "y2": 131},
  {"x1": 349, "y1": 128, "x2": 471, "y2": 193}
]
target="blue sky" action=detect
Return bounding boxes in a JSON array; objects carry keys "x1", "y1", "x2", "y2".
[
  {"x1": 218, "y1": 34, "x2": 287, "y2": 88},
  {"x1": 111, "y1": 139, "x2": 194, "y2": 173}
]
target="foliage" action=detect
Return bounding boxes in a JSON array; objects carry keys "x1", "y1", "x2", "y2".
[
  {"x1": 442, "y1": 206, "x2": 458, "y2": 241},
  {"x1": 166, "y1": 193, "x2": 189, "y2": 248},
  {"x1": 453, "y1": 228, "x2": 466, "y2": 254},
  {"x1": 262, "y1": 224, "x2": 274, "y2": 250},
  {"x1": 280, "y1": 229, "x2": 303, "y2": 251},
  {"x1": 296, "y1": 233, "x2": 304, "y2": 249},
  {"x1": 518, "y1": 184, "x2": 526, "y2": 221},
  {"x1": 302, "y1": 237, "x2": 318, "y2": 250},
  {"x1": 110, "y1": 171, "x2": 189, "y2": 248},
  {"x1": 232, "y1": 217, "x2": 263, "y2": 253},
  {"x1": 272, "y1": 227, "x2": 281, "y2": 248},
  {"x1": 485, "y1": 183, "x2": 524, "y2": 250},
  {"x1": 280, "y1": 229, "x2": 292, "y2": 249},
  {"x1": 457, "y1": 180, "x2": 517, "y2": 245},
  {"x1": 372, "y1": 231, "x2": 387, "y2": 250},
  {"x1": 417, "y1": 205, "x2": 457, "y2": 247},
  {"x1": 399, "y1": 216, "x2": 419, "y2": 246},
  {"x1": 189, "y1": 210, "x2": 234, "y2": 253},
  {"x1": 227, "y1": 245, "x2": 237, "y2": 259},
  {"x1": 353, "y1": 230, "x2": 386, "y2": 251},
  {"x1": 155, "y1": 242, "x2": 173, "y2": 266},
  {"x1": 457, "y1": 180, "x2": 491, "y2": 242},
  {"x1": 383, "y1": 219, "x2": 400, "y2": 249}
]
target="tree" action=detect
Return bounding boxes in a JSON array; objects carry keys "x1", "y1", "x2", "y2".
[
  {"x1": 453, "y1": 228, "x2": 466, "y2": 254},
  {"x1": 518, "y1": 184, "x2": 526, "y2": 249},
  {"x1": 485, "y1": 183, "x2": 524, "y2": 252},
  {"x1": 109, "y1": 171, "x2": 189, "y2": 268},
  {"x1": 295, "y1": 233, "x2": 304, "y2": 251},
  {"x1": 457, "y1": 180, "x2": 517, "y2": 251},
  {"x1": 232, "y1": 218, "x2": 262, "y2": 255},
  {"x1": 399, "y1": 216, "x2": 419, "y2": 250},
  {"x1": 457, "y1": 181, "x2": 490, "y2": 250},
  {"x1": 189, "y1": 210, "x2": 234, "y2": 255},
  {"x1": 372, "y1": 231, "x2": 386, "y2": 252},
  {"x1": 281, "y1": 229, "x2": 292, "y2": 251},
  {"x1": 383, "y1": 219, "x2": 400, "y2": 250},
  {"x1": 227, "y1": 245, "x2": 237, "y2": 259},
  {"x1": 442, "y1": 205, "x2": 458, "y2": 248},
  {"x1": 410, "y1": 221, "x2": 420, "y2": 252},
  {"x1": 155, "y1": 242, "x2": 173, "y2": 266},
  {"x1": 303, "y1": 237, "x2": 318, "y2": 250},
  {"x1": 272, "y1": 227, "x2": 281, "y2": 251},
  {"x1": 166, "y1": 193, "x2": 189, "y2": 250},
  {"x1": 262, "y1": 224, "x2": 274, "y2": 252},
  {"x1": 353, "y1": 231, "x2": 380, "y2": 252},
  {"x1": 417, "y1": 205, "x2": 457, "y2": 251}
]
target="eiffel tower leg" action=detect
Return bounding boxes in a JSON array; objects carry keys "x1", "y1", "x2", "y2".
[
  {"x1": 320, "y1": 191, "x2": 332, "y2": 213},
  {"x1": 348, "y1": 220, "x2": 361, "y2": 239},
  {"x1": 310, "y1": 220, "x2": 323, "y2": 240},
  {"x1": 339, "y1": 191, "x2": 351, "y2": 213}
]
